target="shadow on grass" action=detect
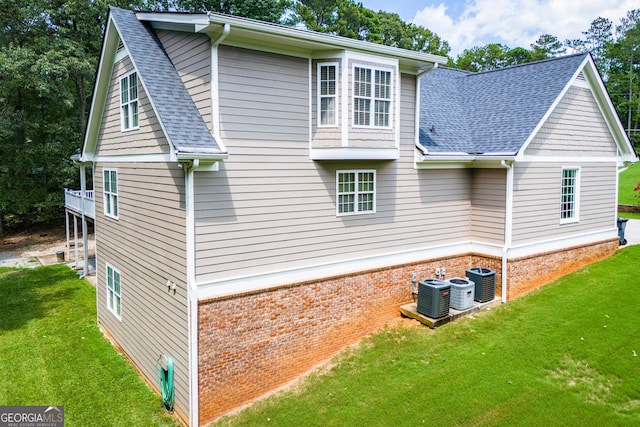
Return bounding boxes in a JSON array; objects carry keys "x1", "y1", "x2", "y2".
[{"x1": 0, "y1": 265, "x2": 81, "y2": 331}]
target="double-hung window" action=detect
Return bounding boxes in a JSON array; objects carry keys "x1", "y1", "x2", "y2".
[
  {"x1": 120, "y1": 72, "x2": 138, "y2": 130},
  {"x1": 318, "y1": 63, "x2": 337, "y2": 126},
  {"x1": 103, "y1": 169, "x2": 119, "y2": 219},
  {"x1": 353, "y1": 66, "x2": 392, "y2": 127},
  {"x1": 106, "y1": 264, "x2": 122, "y2": 320},
  {"x1": 560, "y1": 167, "x2": 580, "y2": 223},
  {"x1": 337, "y1": 170, "x2": 376, "y2": 215}
]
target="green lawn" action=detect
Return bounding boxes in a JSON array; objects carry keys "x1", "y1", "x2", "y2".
[
  {"x1": 619, "y1": 162, "x2": 640, "y2": 205},
  {"x1": 217, "y1": 247, "x2": 640, "y2": 426},
  {"x1": 0, "y1": 265, "x2": 178, "y2": 427}
]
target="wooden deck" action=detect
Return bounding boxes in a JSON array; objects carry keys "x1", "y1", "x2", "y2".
[{"x1": 400, "y1": 298, "x2": 502, "y2": 329}]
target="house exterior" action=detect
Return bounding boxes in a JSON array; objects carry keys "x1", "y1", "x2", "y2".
[{"x1": 71, "y1": 7, "x2": 635, "y2": 426}]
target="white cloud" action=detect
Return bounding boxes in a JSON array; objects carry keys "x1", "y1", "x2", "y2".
[{"x1": 413, "y1": 0, "x2": 639, "y2": 57}]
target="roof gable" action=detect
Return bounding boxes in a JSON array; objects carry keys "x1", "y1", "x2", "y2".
[
  {"x1": 82, "y1": 7, "x2": 225, "y2": 161},
  {"x1": 418, "y1": 53, "x2": 635, "y2": 162}
]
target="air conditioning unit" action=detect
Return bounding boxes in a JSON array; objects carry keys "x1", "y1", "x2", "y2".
[
  {"x1": 466, "y1": 267, "x2": 496, "y2": 303},
  {"x1": 447, "y1": 278, "x2": 475, "y2": 310},
  {"x1": 417, "y1": 279, "x2": 450, "y2": 319}
]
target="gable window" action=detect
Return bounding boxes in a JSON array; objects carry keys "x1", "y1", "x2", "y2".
[
  {"x1": 103, "y1": 169, "x2": 119, "y2": 219},
  {"x1": 337, "y1": 170, "x2": 376, "y2": 215},
  {"x1": 120, "y1": 72, "x2": 138, "y2": 130},
  {"x1": 106, "y1": 264, "x2": 122, "y2": 320},
  {"x1": 318, "y1": 63, "x2": 337, "y2": 126},
  {"x1": 560, "y1": 167, "x2": 580, "y2": 223},
  {"x1": 353, "y1": 66, "x2": 391, "y2": 127}
]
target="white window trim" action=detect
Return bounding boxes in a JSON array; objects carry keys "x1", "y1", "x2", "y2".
[
  {"x1": 352, "y1": 65, "x2": 393, "y2": 129},
  {"x1": 336, "y1": 169, "x2": 376, "y2": 216},
  {"x1": 106, "y1": 263, "x2": 122, "y2": 321},
  {"x1": 120, "y1": 71, "x2": 139, "y2": 132},
  {"x1": 317, "y1": 62, "x2": 339, "y2": 128},
  {"x1": 560, "y1": 167, "x2": 580, "y2": 224},
  {"x1": 103, "y1": 168, "x2": 119, "y2": 220}
]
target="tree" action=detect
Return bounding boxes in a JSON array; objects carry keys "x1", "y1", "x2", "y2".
[
  {"x1": 530, "y1": 33, "x2": 565, "y2": 60},
  {"x1": 566, "y1": 17, "x2": 613, "y2": 73},
  {"x1": 377, "y1": 11, "x2": 449, "y2": 56},
  {"x1": 456, "y1": 44, "x2": 511, "y2": 71},
  {"x1": 176, "y1": 0, "x2": 290, "y2": 23}
]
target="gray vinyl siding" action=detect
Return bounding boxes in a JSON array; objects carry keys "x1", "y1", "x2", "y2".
[
  {"x1": 511, "y1": 162, "x2": 616, "y2": 245},
  {"x1": 218, "y1": 46, "x2": 308, "y2": 142},
  {"x1": 95, "y1": 56, "x2": 171, "y2": 155},
  {"x1": 156, "y1": 30, "x2": 213, "y2": 132},
  {"x1": 347, "y1": 58, "x2": 396, "y2": 148},
  {"x1": 471, "y1": 169, "x2": 506, "y2": 244},
  {"x1": 194, "y1": 69, "x2": 471, "y2": 283},
  {"x1": 94, "y1": 162, "x2": 189, "y2": 420},
  {"x1": 311, "y1": 59, "x2": 342, "y2": 148},
  {"x1": 525, "y1": 86, "x2": 617, "y2": 157}
]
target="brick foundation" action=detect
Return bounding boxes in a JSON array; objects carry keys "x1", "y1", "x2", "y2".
[
  {"x1": 506, "y1": 238, "x2": 619, "y2": 300},
  {"x1": 197, "y1": 239, "x2": 616, "y2": 423}
]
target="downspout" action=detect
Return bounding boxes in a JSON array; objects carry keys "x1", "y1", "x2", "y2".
[
  {"x1": 209, "y1": 22, "x2": 230, "y2": 148},
  {"x1": 184, "y1": 160, "x2": 199, "y2": 427},
  {"x1": 80, "y1": 164, "x2": 89, "y2": 278},
  {"x1": 501, "y1": 160, "x2": 514, "y2": 303}
]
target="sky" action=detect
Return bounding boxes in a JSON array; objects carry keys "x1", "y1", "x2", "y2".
[{"x1": 359, "y1": 0, "x2": 638, "y2": 56}]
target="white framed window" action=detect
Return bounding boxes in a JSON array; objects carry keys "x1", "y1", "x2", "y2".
[
  {"x1": 560, "y1": 167, "x2": 580, "y2": 223},
  {"x1": 106, "y1": 264, "x2": 122, "y2": 320},
  {"x1": 103, "y1": 169, "x2": 119, "y2": 219},
  {"x1": 337, "y1": 170, "x2": 376, "y2": 215},
  {"x1": 318, "y1": 63, "x2": 337, "y2": 126},
  {"x1": 353, "y1": 66, "x2": 392, "y2": 127},
  {"x1": 120, "y1": 71, "x2": 139, "y2": 131}
]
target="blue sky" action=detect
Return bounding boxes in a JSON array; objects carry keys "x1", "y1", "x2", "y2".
[{"x1": 359, "y1": 0, "x2": 638, "y2": 56}]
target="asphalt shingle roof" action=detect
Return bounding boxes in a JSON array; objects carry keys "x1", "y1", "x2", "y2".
[
  {"x1": 419, "y1": 53, "x2": 589, "y2": 155},
  {"x1": 110, "y1": 7, "x2": 224, "y2": 155}
]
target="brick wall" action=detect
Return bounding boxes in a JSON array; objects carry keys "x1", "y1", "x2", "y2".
[
  {"x1": 506, "y1": 238, "x2": 618, "y2": 300},
  {"x1": 197, "y1": 239, "x2": 617, "y2": 423}
]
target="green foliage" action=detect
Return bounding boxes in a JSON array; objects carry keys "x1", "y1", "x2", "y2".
[
  {"x1": 176, "y1": 0, "x2": 290, "y2": 22},
  {"x1": 0, "y1": 265, "x2": 179, "y2": 426},
  {"x1": 618, "y1": 162, "x2": 640, "y2": 205},
  {"x1": 217, "y1": 247, "x2": 640, "y2": 426}
]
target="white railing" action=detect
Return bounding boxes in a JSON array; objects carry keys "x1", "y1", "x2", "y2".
[{"x1": 64, "y1": 189, "x2": 95, "y2": 218}]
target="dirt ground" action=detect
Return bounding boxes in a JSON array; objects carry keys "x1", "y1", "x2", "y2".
[{"x1": 0, "y1": 224, "x2": 94, "y2": 269}]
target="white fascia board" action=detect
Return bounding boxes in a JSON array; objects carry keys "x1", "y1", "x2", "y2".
[
  {"x1": 137, "y1": 12, "x2": 447, "y2": 69},
  {"x1": 82, "y1": 17, "x2": 119, "y2": 161},
  {"x1": 93, "y1": 153, "x2": 174, "y2": 163},
  {"x1": 310, "y1": 147, "x2": 399, "y2": 160},
  {"x1": 580, "y1": 56, "x2": 637, "y2": 163}
]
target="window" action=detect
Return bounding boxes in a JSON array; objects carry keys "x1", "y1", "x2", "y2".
[
  {"x1": 318, "y1": 63, "x2": 337, "y2": 126},
  {"x1": 560, "y1": 168, "x2": 579, "y2": 223},
  {"x1": 103, "y1": 169, "x2": 118, "y2": 219},
  {"x1": 106, "y1": 264, "x2": 122, "y2": 319},
  {"x1": 353, "y1": 66, "x2": 391, "y2": 127},
  {"x1": 337, "y1": 170, "x2": 376, "y2": 215},
  {"x1": 120, "y1": 72, "x2": 138, "y2": 130}
]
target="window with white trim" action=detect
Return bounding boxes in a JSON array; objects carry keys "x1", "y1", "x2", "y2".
[
  {"x1": 560, "y1": 167, "x2": 580, "y2": 223},
  {"x1": 103, "y1": 169, "x2": 119, "y2": 219},
  {"x1": 353, "y1": 66, "x2": 391, "y2": 127},
  {"x1": 106, "y1": 264, "x2": 122, "y2": 319},
  {"x1": 318, "y1": 63, "x2": 337, "y2": 126},
  {"x1": 337, "y1": 170, "x2": 376, "y2": 215},
  {"x1": 120, "y1": 72, "x2": 138, "y2": 130}
]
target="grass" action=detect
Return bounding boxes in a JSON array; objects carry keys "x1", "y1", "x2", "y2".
[
  {"x1": 0, "y1": 265, "x2": 178, "y2": 427},
  {"x1": 619, "y1": 162, "x2": 640, "y2": 205},
  {"x1": 216, "y1": 246, "x2": 640, "y2": 426}
]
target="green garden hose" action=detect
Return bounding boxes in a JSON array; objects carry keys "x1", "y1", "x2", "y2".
[{"x1": 156, "y1": 355, "x2": 175, "y2": 412}]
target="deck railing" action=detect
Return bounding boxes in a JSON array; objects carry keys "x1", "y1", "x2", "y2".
[{"x1": 64, "y1": 189, "x2": 95, "y2": 218}]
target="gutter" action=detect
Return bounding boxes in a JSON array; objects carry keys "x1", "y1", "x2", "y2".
[{"x1": 500, "y1": 160, "x2": 514, "y2": 304}]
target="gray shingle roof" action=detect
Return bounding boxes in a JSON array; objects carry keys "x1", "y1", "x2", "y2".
[
  {"x1": 419, "y1": 53, "x2": 589, "y2": 155},
  {"x1": 110, "y1": 7, "x2": 224, "y2": 156}
]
